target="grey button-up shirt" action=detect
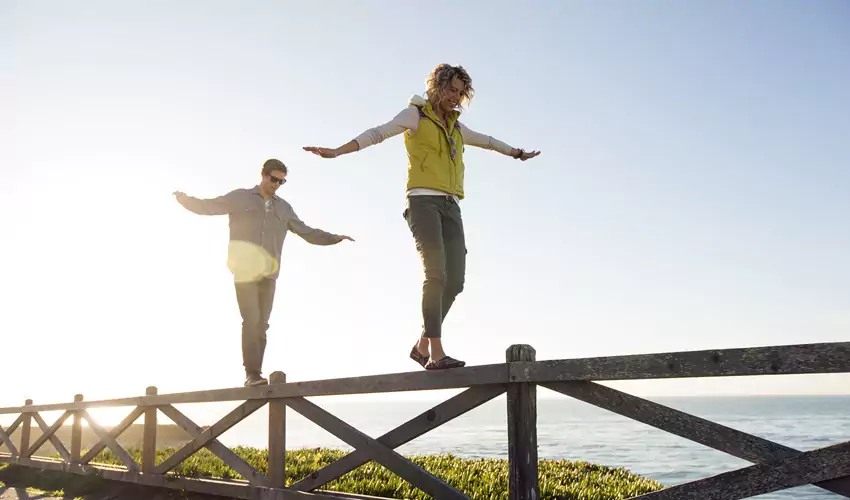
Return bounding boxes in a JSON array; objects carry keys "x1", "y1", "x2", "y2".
[{"x1": 177, "y1": 186, "x2": 342, "y2": 281}]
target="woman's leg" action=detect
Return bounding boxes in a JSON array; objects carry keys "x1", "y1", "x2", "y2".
[
  {"x1": 428, "y1": 198, "x2": 466, "y2": 363},
  {"x1": 405, "y1": 196, "x2": 448, "y2": 344}
]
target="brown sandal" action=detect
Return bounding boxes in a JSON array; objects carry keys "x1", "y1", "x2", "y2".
[
  {"x1": 425, "y1": 356, "x2": 466, "y2": 370},
  {"x1": 409, "y1": 345, "x2": 429, "y2": 368}
]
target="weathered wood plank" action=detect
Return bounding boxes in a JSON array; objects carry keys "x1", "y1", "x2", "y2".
[
  {"x1": 158, "y1": 404, "x2": 269, "y2": 487},
  {"x1": 0, "y1": 397, "x2": 146, "y2": 415},
  {"x1": 286, "y1": 396, "x2": 469, "y2": 500},
  {"x1": 3, "y1": 341, "x2": 850, "y2": 417},
  {"x1": 506, "y1": 345, "x2": 539, "y2": 500},
  {"x1": 0, "y1": 363, "x2": 510, "y2": 414},
  {"x1": 631, "y1": 440, "x2": 850, "y2": 500},
  {"x1": 70, "y1": 395, "x2": 83, "y2": 463},
  {"x1": 80, "y1": 406, "x2": 145, "y2": 464},
  {"x1": 26, "y1": 412, "x2": 71, "y2": 461},
  {"x1": 142, "y1": 386, "x2": 157, "y2": 473},
  {"x1": 268, "y1": 371, "x2": 287, "y2": 489},
  {"x1": 2, "y1": 415, "x2": 24, "y2": 438},
  {"x1": 0, "y1": 415, "x2": 24, "y2": 457},
  {"x1": 80, "y1": 410, "x2": 140, "y2": 472},
  {"x1": 520, "y1": 341, "x2": 850, "y2": 383},
  {"x1": 0, "y1": 425, "x2": 18, "y2": 458},
  {"x1": 19, "y1": 400, "x2": 32, "y2": 459},
  {"x1": 544, "y1": 380, "x2": 850, "y2": 497},
  {"x1": 291, "y1": 384, "x2": 506, "y2": 491},
  {"x1": 154, "y1": 399, "x2": 266, "y2": 474},
  {"x1": 0, "y1": 455, "x2": 372, "y2": 500}
]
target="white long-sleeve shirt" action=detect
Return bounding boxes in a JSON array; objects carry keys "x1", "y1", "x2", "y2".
[{"x1": 352, "y1": 97, "x2": 515, "y2": 199}]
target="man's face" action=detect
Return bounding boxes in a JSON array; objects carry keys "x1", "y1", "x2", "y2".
[{"x1": 261, "y1": 169, "x2": 287, "y2": 195}]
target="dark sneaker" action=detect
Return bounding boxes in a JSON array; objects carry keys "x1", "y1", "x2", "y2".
[
  {"x1": 409, "y1": 344, "x2": 429, "y2": 368},
  {"x1": 425, "y1": 356, "x2": 466, "y2": 370},
  {"x1": 244, "y1": 373, "x2": 268, "y2": 387}
]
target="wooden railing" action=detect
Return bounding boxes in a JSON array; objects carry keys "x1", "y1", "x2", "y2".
[{"x1": 2, "y1": 341, "x2": 850, "y2": 500}]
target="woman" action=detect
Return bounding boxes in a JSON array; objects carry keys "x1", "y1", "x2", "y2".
[{"x1": 304, "y1": 63, "x2": 540, "y2": 370}]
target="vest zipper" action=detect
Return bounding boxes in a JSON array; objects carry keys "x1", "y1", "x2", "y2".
[{"x1": 425, "y1": 108, "x2": 459, "y2": 194}]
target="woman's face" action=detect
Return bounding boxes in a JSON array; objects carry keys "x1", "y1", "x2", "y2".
[{"x1": 436, "y1": 76, "x2": 467, "y2": 114}]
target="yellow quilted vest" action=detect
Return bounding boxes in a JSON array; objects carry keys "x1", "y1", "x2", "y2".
[{"x1": 403, "y1": 96, "x2": 466, "y2": 199}]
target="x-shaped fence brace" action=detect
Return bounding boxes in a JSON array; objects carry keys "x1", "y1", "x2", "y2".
[
  {"x1": 540, "y1": 381, "x2": 850, "y2": 500},
  {"x1": 3, "y1": 383, "x2": 850, "y2": 500},
  {"x1": 5, "y1": 383, "x2": 850, "y2": 500},
  {"x1": 0, "y1": 384, "x2": 509, "y2": 500}
]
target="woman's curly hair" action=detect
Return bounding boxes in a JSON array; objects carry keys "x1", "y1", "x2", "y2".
[{"x1": 425, "y1": 64, "x2": 474, "y2": 109}]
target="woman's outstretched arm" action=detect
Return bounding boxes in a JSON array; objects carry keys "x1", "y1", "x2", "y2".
[{"x1": 303, "y1": 106, "x2": 420, "y2": 159}]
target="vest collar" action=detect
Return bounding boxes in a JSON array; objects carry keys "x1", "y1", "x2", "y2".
[{"x1": 409, "y1": 94, "x2": 460, "y2": 129}]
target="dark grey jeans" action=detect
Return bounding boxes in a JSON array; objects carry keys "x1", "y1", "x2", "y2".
[
  {"x1": 234, "y1": 277, "x2": 277, "y2": 376},
  {"x1": 403, "y1": 195, "x2": 467, "y2": 338}
]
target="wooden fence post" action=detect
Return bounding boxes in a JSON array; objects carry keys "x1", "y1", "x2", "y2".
[
  {"x1": 20, "y1": 399, "x2": 32, "y2": 458},
  {"x1": 143, "y1": 386, "x2": 158, "y2": 473},
  {"x1": 507, "y1": 344, "x2": 539, "y2": 500},
  {"x1": 268, "y1": 371, "x2": 287, "y2": 489},
  {"x1": 71, "y1": 394, "x2": 83, "y2": 463}
]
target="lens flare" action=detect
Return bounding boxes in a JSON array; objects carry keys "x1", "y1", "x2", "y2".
[{"x1": 227, "y1": 240, "x2": 279, "y2": 283}]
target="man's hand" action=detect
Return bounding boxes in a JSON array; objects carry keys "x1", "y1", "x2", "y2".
[
  {"x1": 303, "y1": 146, "x2": 339, "y2": 159},
  {"x1": 337, "y1": 234, "x2": 355, "y2": 243},
  {"x1": 173, "y1": 191, "x2": 186, "y2": 199}
]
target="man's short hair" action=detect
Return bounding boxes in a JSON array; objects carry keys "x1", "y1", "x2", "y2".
[{"x1": 262, "y1": 159, "x2": 288, "y2": 176}]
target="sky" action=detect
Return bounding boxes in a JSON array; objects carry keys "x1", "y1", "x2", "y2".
[{"x1": 1, "y1": 0, "x2": 849, "y2": 423}]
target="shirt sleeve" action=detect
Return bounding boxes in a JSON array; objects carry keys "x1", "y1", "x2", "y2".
[
  {"x1": 458, "y1": 122, "x2": 514, "y2": 156},
  {"x1": 286, "y1": 210, "x2": 342, "y2": 246},
  {"x1": 353, "y1": 106, "x2": 421, "y2": 150},
  {"x1": 176, "y1": 190, "x2": 239, "y2": 215}
]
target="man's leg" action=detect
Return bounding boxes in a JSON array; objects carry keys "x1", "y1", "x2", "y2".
[
  {"x1": 255, "y1": 277, "x2": 277, "y2": 376},
  {"x1": 234, "y1": 280, "x2": 267, "y2": 386}
]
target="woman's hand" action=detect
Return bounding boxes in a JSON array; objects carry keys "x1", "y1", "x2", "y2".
[
  {"x1": 512, "y1": 148, "x2": 541, "y2": 161},
  {"x1": 303, "y1": 146, "x2": 339, "y2": 159}
]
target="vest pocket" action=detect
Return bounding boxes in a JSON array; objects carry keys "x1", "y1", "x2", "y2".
[{"x1": 418, "y1": 152, "x2": 429, "y2": 171}]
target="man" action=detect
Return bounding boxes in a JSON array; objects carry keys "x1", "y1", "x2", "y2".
[{"x1": 173, "y1": 159, "x2": 354, "y2": 387}]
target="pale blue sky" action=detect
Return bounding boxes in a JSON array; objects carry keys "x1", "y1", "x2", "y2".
[{"x1": 1, "y1": 0, "x2": 849, "y2": 412}]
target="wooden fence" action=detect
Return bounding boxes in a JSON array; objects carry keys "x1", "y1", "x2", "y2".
[{"x1": 2, "y1": 341, "x2": 850, "y2": 500}]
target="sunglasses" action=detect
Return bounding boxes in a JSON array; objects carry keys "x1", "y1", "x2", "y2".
[{"x1": 269, "y1": 175, "x2": 286, "y2": 185}]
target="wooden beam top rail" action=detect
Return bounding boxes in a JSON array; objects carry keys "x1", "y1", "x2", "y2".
[
  {"x1": 3, "y1": 341, "x2": 849, "y2": 414},
  {"x1": 517, "y1": 341, "x2": 850, "y2": 383},
  {"x1": 0, "y1": 363, "x2": 511, "y2": 414}
]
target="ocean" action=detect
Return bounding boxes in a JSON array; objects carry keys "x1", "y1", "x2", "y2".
[{"x1": 206, "y1": 393, "x2": 850, "y2": 499}]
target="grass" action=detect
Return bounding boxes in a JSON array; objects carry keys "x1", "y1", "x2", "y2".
[
  {"x1": 62, "y1": 446, "x2": 664, "y2": 499},
  {"x1": 0, "y1": 463, "x2": 70, "y2": 498}
]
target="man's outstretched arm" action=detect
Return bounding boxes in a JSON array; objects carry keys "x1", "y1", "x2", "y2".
[
  {"x1": 287, "y1": 211, "x2": 354, "y2": 246},
  {"x1": 173, "y1": 190, "x2": 238, "y2": 215}
]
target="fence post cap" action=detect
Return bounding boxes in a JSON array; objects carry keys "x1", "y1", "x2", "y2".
[
  {"x1": 506, "y1": 344, "x2": 537, "y2": 362},
  {"x1": 269, "y1": 371, "x2": 287, "y2": 384}
]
